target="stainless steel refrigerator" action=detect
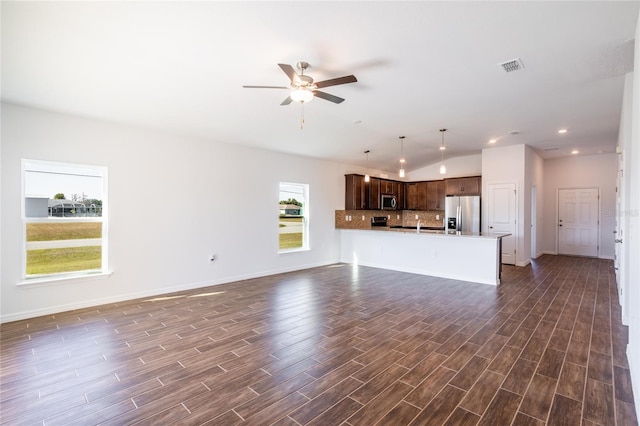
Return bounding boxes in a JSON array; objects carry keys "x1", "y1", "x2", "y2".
[{"x1": 445, "y1": 195, "x2": 481, "y2": 233}]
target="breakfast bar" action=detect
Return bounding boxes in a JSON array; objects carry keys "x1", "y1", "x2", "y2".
[{"x1": 339, "y1": 228, "x2": 509, "y2": 285}]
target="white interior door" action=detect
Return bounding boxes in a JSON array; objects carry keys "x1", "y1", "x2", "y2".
[
  {"x1": 487, "y1": 183, "x2": 517, "y2": 265},
  {"x1": 558, "y1": 188, "x2": 599, "y2": 257}
]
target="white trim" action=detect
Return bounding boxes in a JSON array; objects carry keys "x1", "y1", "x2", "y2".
[{"x1": 17, "y1": 271, "x2": 113, "y2": 287}]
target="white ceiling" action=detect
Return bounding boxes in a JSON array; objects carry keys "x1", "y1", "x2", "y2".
[{"x1": 2, "y1": 1, "x2": 638, "y2": 174}]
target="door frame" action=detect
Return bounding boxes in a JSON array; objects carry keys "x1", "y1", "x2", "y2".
[{"x1": 556, "y1": 186, "x2": 600, "y2": 257}]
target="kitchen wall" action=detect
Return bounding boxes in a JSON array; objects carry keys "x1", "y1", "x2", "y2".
[
  {"x1": 0, "y1": 103, "x2": 351, "y2": 322},
  {"x1": 541, "y1": 154, "x2": 617, "y2": 259},
  {"x1": 408, "y1": 154, "x2": 482, "y2": 181}
]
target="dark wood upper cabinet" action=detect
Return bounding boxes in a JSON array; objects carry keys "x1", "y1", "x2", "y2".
[
  {"x1": 367, "y1": 177, "x2": 381, "y2": 210},
  {"x1": 426, "y1": 180, "x2": 445, "y2": 210},
  {"x1": 345, "y1": 174, "x2": 366, "y2": 210},
  {"x1": 380, "y1": 180, "x2": 394, "y2": 194},
  {"x1": 346, "y1": 175, "x2": 478, "y2": 210},
  {"x1": 445, "y1": 176, "x2": 481, "y2": 196},
  {"x1": 406, "y1": 182, "x2": 427, "y2": 210},
  {"x1": 395, "y1": 181, "x2": 405, "y2": 210}
]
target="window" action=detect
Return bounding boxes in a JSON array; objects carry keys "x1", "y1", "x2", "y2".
[
  {"x1": 278, "y1": 182, "x2": 309, "y2": 252},
  {"x1": 23, "y1": 160, "x2": 107, "y2": 279}
]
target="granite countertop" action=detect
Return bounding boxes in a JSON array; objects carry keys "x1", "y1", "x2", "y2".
[{"x1": 358, "y1": 227, "x2": 511, "y2": 239}]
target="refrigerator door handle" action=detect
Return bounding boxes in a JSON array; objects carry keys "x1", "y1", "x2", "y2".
[{"x1": 457, "y1": 206, "x2": 461, "y2": 231}]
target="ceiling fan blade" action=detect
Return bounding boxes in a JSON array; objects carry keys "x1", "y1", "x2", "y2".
[
  {"x1": 314, "y1": 75, "x2": 357, "y2": 89},
  {"x1": 242, "y1": 85, "x2": 289, "y2": 89},
  {"x1": 281, "y1": 96, "x2": 293, "y2": 106},
  {"x1": 313, "y1": 91, "x2": 345, "y2": 104},
  {"x1": 278, "y1": 63, "x2": 297, "y2": 82}
]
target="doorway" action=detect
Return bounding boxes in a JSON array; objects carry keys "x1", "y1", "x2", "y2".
[
  {"x1": 557, "y1": 188, "x2": 599, "y2": 257},
  {"x1": 487, "y1": 182, "x2": 517, "y2": 265}
]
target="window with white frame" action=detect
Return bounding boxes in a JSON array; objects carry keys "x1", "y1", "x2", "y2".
[
  {"x1": 278, "y1": 182, "x2": 309, "y2": 252},
  {"x1": 23, "y1": 160, "x2": 107, "y2": 279}
]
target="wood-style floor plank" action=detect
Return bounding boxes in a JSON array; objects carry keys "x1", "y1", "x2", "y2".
[{"x1": 0, "y1": 255, "x2": 636, "y2": 425}]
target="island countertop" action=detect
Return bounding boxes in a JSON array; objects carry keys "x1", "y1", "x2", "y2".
[
  {"x1": 339, "y1": 228, "x2": 508, "y2": 285},
  {"x1": 367, "y1": 226, "x2": 510, "y2": 239}
]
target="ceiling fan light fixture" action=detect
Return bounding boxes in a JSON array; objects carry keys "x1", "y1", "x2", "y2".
[{"x1": 290, "y1": 88, "x2": 314, "y2": 103}]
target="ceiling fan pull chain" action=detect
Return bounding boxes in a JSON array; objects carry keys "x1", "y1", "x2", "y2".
[{"x1": 300, "y1": 103, "x2": 305, "y2": 130}]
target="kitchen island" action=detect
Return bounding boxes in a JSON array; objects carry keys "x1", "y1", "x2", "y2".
[{"x1": 340, "y1": 228, "x2": 509, "y2": 285}]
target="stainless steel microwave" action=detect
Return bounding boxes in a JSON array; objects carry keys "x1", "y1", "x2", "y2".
[{"x1": 381, "y1": 194, "x2": 397, "y2": 210}]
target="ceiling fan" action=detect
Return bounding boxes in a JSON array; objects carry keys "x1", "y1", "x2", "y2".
[{"x1": 243, "y1": 61, "x2": 357, "y2": 105}]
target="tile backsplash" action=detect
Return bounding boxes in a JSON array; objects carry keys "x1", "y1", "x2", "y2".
[{"x1": 335, "y1": 210, "x2": 445, "y2": 229}]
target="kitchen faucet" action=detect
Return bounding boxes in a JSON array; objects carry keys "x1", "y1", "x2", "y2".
[{"x1": 417, "y1": 220, "x2": 422, "y2": 233}]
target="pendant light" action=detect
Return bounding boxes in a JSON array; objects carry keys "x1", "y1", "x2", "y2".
[
  {"x1": 398, "y1": 136, "x2": 406, "y2": 178},
  {"x1": 364, "y1": 150, "x2": 370, "y2": 182},
  {"x1": 439, "y1": 129, "x2": 447, "y2": 175}
]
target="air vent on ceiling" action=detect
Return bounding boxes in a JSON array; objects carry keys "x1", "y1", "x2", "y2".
[
  {"x1": 499, "y1": 58, "x2": 524, "y2": 73},
  {"x1": 544, "y1": 147, "x2": 559, "y2": 152}
]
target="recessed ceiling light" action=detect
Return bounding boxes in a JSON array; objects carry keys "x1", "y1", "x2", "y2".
[
  {"x1": 488, "y1": 139, "x2": 497, "y2": 144},
  {"x1": 558, "y1": 129, "x2": 568, "y2": 134},
  {"x1": 571, "y1": 150, "x2": 579, "y2": 154}
]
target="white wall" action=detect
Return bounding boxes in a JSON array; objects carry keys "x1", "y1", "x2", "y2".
[
  {"x1": 525, "y1": 146, "x2": 545, "y2": 259},
  {"x1": 524, "y1": 147, "x2": 545, "y2": 258},
  {"x1": 407, "y1": 154, "x2": 482, "y2": 182},
  {"x1": 624, "y1": 7, "x2": 640, "y2": 416},
  {"x1": 482, "y1": 145, "x2": 527, "y2": 266},
  {"x1": 0, "y1": 103, "x2": 350, "y2": 322},
  {"x1": 541, "y1": 154, "x2": 617, "y2": 259}
]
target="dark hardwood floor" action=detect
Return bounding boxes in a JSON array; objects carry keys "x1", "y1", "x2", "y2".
[{"x1": 0, "y1": 255, "x2": 637, "y2": 425}]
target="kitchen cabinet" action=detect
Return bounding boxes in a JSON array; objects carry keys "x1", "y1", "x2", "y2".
[
  {"x1": 367, "y1": 177, "x2": 381, "y2": 210},
  {"x1": 406, "y1": 182, "x2": 427, "y2": 210},
  {"x1": 380, "y1": 180, "x2": 395, "y2": 194},
  {"x1": 395, "y1": 181, "x2": 405, "y2": 210},
  {"x1": 445, "y1": 176, "x2": 481, "y2": 196},
  {"x1": 426, "y1": 180, "x2": 445, "y2": 210},
  {"x1": 345, "y1": 174, "x2": 366, "y2": 210}
]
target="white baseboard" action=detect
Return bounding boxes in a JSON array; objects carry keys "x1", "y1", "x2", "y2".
[
  {"x1": 627, "y1": 342, "x2": 640, "y2": 422},
  {"x1": 0, "y1": 261, "x2": 335, "y2": 323}
]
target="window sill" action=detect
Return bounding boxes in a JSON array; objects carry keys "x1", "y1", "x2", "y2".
[
  {"x1": 17, "y1": 271, "x2": 113, "y2": 287},
  {"x1": 278, "y1": 247, "x2": 310, "y2": 255}
]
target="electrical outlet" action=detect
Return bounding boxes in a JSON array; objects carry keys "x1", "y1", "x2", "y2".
[
  {"x1": 362, "y1": 215, "x2": 365, "y2": 221},
  {"x1": 415, "y1": 214, "x2": 419, "y2": 220},
  {"x1": 436, "y1": 214, "x2": 440, "y2": 220}
]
